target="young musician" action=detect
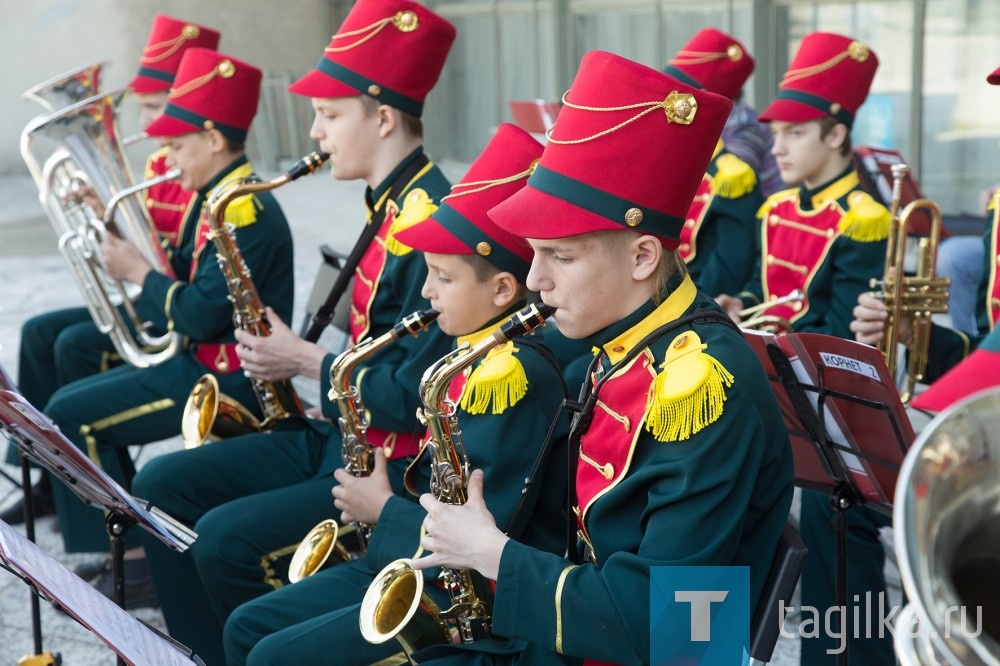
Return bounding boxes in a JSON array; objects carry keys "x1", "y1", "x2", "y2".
[
  {"x1": 130, "y1": 2, "x2": 456, "y2": 663},
  {"x1": 4, "y1": 14, "x2": 219, "y2": 527},
  {"x1": 664, "y1": 27, "x2": 766, "y2": 296},
  {"x1": 408, "y1": 50, "x2": 794, "y2": 665},
  {"x1": 714, "y1": 32, "x2": 889, "y2": 342},
  {"x1": 223, "y1": 123, "x2": 571, "y2": 666},
  {"x1": 42, "y1": 48, "x2": 294, "y2": 609}
]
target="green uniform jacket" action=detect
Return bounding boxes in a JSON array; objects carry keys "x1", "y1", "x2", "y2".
[
  {"x1": 683, "y1": 148, "x2": 765, "y2": 297},
  {"x1": 488, "y1": 276, "x2": 794, "y2": 665},
  {"x1": 740, "y1": 166, "x2": 889, "y2": 340}
]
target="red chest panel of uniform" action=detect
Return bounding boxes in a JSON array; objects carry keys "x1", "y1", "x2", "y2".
[
  {"x1": 760, "y1": 198, "x2": 842, "y2": 322},
  {"x1": 146, "y1": 154, "x2": 193, "y2": 245},
  {"x1": 350, "y1": 207, "x2": 396, "y2": 343},
  {"x1": 989, "y1": 213, "x2": 1000, "y2": 329},
  {"x1": 576, "y1": 352, "x2": 654, "y2": 518},
  {"x1": 678, "y1": 174, "x2": 713, "y2": 263}
]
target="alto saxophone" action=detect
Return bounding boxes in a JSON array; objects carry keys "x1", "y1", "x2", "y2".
[
  {"x1": 288, "y1": 308, "x2": 440, "y2": 583},
  {"x1": 180, "y1": 152, "x2": 329, "y2": 447},
  {"x1": 359, "y1": 302, "x2": 555, "y2": 658}
]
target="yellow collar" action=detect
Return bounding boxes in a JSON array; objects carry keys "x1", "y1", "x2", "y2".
[
  {"x1": 457, "y1": 320, "x2": 503, "y2": 348},
  {"x1": 808, "y1": 170, "x2": 859, "y2": 208},
  {"x1": 601, "y1": 276, "x2": 698, "y2": 364}
]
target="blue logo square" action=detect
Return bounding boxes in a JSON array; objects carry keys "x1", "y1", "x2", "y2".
[{"x1": 650, "y1": 566, "x2": 750, "y2": 665}]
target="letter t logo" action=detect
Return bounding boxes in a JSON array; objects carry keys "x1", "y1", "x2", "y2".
[{"x1": 675, "y1": 590, "x2": 729, "y2": 641}]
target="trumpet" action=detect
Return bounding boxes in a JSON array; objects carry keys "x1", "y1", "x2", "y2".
[
  {"x1": 738, "y1": 289, "x2": 804, "y2": 332},
  {"x1": 180, "y1": 152, "x2": 329, "y2": 448},
  {"x1": 288, "y1": 308, "x2": 440, "y2": 583},
  {"x1": 360, "y1": 303, "x2": 555, "y2": 658},
  {"x1": 870, "y1": 164, "x2": 950, "y2": 403}
]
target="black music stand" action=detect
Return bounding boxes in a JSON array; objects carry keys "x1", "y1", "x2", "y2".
[
  {"x1": 0, "y1": 389, "x2": 197, "y2": 666},
  {"x1": 0, "y1": 518, "x2": 203, "y2": 666},
  {"x1": 745, "y1": 332, "x2": 913, "y2": 666}
]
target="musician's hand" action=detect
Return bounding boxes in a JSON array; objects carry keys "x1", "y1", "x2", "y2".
[
  {"x1": 410, "y1": 470, "x2": 508, "y2": 580},
  {"x1": 65, "y1": 183, "x2": 107, "y2": 218},
  {"x1": 714, "y1": 294, "x2": 744, "y2": 323},
  {"x1": 101, "y1": 234, "x2": 152, "y2": 285},
  {"x1": 851, "y1": 290, "x2": 913, "y2": 348},
  {"x1": 332, "y1": 447, "x2": 393, "y2": 525},
  {"x1": 235, "y1": 307, "x2": 326, "y2": 381}
]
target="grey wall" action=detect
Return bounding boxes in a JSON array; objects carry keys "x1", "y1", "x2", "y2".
[{"x1": 2, "y1": 0, "x2": 338, "y2": 175}]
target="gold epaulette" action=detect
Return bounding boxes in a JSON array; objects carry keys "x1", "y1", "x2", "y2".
[
  {"x1": 459, "y1": 342, "x2": 528, "y2": 415},
  {"x1": 989, "y1": 189, "x2": 1000, "y2": 212},
  {"x1": 386, "y1": 188, "x2": 436, "y2": 256},
  {"x1": 712, "y1": 153, "x2": 757, "y2": 199},
  {"x1": 838, "y1": 190, "x2": 891, "y2": 242},
  {"x1": 224, "y1": 193, "x2": 262, "y2": 228},
  {"x1": 756, "y1": 187, "x2": 796, "y2": 218},
  {"x1": 644, "y1": 331, "x2": 734, "y2": 443},
  {"x1": 144, "y1": 146, "x2": 170, "y2": 181}
]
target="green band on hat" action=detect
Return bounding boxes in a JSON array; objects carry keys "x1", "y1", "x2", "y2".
[
  {"x1": 775, "y1": 89, "x2": 855, "y2": 127},
  {"x1": 663, "y1": 65, "x2": 703, "y2": 90},
  {"x1": 528, "y1": 165, "x2": 684, "y2": 240},
  {"x1": 136, "y1": 66, "x2": 174, "y2": 84},
  {"x1": 316, "y1": 57, "x2": 423, "y2": 118},
  {"x1": 163, "y1": 104, "x2": 248, "y2": 141},
  {"x1": 432, "y1": 203, "x2": 529, "y2": 280}
]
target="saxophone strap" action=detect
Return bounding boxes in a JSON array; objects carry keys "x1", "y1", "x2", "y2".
[
  {"x1": 303, "y1": 152, "x2": 432, "y2": 342},
  {"x1": 563, "y1": 308, "x2": 738, "y2": 563}
]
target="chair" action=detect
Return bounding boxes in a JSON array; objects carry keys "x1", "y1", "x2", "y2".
[
  {"x1": 507, "y1": 99, "x2": 561, "y2": 141},
  {"x1": 749, "y1": 521, "x2": 808, "y2": 665}
]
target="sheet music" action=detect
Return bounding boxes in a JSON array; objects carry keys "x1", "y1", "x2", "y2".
[{"x1": 0, "y1": 520, "x2": 197, "y2": 666}]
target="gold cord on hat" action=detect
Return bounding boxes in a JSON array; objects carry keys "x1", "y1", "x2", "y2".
[
  {"x1": 546, "y1": 90, "x2": 697, "y2": 145},
  {"x1": 169, "y1": 59, "x2": 236, "y2": 99},
  {"x1": 670, "y1": 44, "x2": 743, "y2": 66},
  {"x1": 441, "y1": 160, "x2": 539, "y2": 201},
  {"x1": 780, "y1": 41, "x2": 870, "y2": 86},
  {"x1": 325, "y1": 10, "x2": 419, "y2": 53},
  {"x1": 142, "y1": 24, "x2": 202, "y2": 64}
]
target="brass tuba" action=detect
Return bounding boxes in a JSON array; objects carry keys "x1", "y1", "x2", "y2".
[
  {"x1": 21, "y1": 89, "x2": 185, "y2": 368},
  {"x1": 22, "y1": 62, "x2": 105, "y2": 113},
  {"x1": 870, "y1": 163, "x2": 950, "y2": 403},
  {"x1": 287, "y1": 308, "x2": 440, "y2": 583},
  {"x1": 180, "y1": 152, "x2": 329, "y2": 448},
  {"x1": 894, "y1": 388, "x2": 1000, "y2": 664},
  {"x1": 359, "y1": 303, "x2": 555, "y2": 658},
  {"x1": 738, "y1": 289, "x2": 804, "y2": 332}
]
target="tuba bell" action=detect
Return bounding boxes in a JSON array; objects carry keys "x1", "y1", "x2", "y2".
[
  {"x1": 22, "y1": 62, "x2": 106, "y2": 113},
  {"x1": 21, "y1": 88, "x2": 184, "y2": 368},
  {"x1": 894, "y1": 387, "x2": 1000, "y2": 664}
]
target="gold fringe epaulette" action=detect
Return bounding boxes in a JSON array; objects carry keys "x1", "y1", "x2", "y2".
[
  {"x1": 386, "y1": 188, "x2": 436, "y2": 256},
  {"x1": 460, "y1": 342, "x2": 528, "y2": 415},
  {"x1": 838, "y1": 190, "x2": 891, "y2": 242},
  {"x1": 644, "y1": 331, "x2": 734, "y2": 443},
  {"x1": 712, "y1": 153, "x2": 757, "y2": 199},
  {"x1": 224, "y1": 193, "x2": 262, "y2": 228}
]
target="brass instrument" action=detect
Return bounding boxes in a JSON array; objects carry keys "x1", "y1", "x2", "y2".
[
  {"x1": 870, "y1": 164, "x2": 950, "y2": 403},
  {"x1": 21, "y1": 89, "x2": 185, "y2": 368},
  {"x1": 894, "y1": 388, "x2": 1000, "y2": 665},
  {"x1": 22, "y1": 62, "x2": 105, "y2": 112},
  {"x1": 180, "y1": 151, "x2": 329, "y2": 448},
  {"x1": 739, "y1": 289, "x2": 804, "y2": 332},
  {"x1": 287, "y1": 308, "x2": 440, "y2": 583},
  {"x1": 360, "y1": 303, "x2": 555, "y2": 659}
]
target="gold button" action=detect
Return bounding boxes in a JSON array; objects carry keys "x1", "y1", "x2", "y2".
[
  {"x1": 393, "y1": 10, "x2": 419, "y2": 32},
  {"x1": 600, "y1": 463, "x2": 614, "y2": 481},
  {"x1": 727, "y1": 44, "x2": 743, "y2": 61},
  {"x1": 793, "y1": 301, "x2": 803, "y2": 312},
  {"x1": 680, "y1": 243, "x2": 690, "y2": 252},
  {"x1": 612, "y1": 344, "x2": 625, "y2": 353},
  {"x1": 685, "y1": 219, "x2": 695, "y2": 227},
  {"x1": 672, "y1": 334, "x2": 688, "y2": 349},
  {"x1": 203, "y1": 120, "x2": 216, "y2": 130},
  {"x1": 182, "y1": 25, "x2": 201, "y2": 39},
  {"x1": 476, "y1": 241, "x2": 492, "y2": 256},
  {"x1": 145, "y1": 197, "x2": 154, "y2": 208},
  {"x1": 769, "y1": 214, "x2": 780, "y2": 226},
  {"x1": 368, "y1": 84, "x2": 382, "y2": 97},
  {"x1": 624, "y1": 207, "x2": 643, "y2": 226},
  {"x1": 829, "y1": 102, "x2": 842, "y2": 115},
  {"x1": 217, "y1": 60, "x2": 235, "y2": 78},
  {"x1": 766, "y1": 254, "x2": 775, "y2": 265},
  {"x1": 827, "y1": 228, "x2": 835, "y2": 238}
]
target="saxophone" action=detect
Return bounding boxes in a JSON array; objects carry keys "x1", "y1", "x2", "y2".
[
  {"x1": 287, "y1": 308, "x2": 440, "y2": 583},
  {"x1": 359, "y1": 302, "x2": 555, "y2": 658},
  {"x1": 180, "y1": 151, "x2": 329, "y2": 447}
]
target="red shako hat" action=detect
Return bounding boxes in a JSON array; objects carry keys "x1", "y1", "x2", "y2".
[
  {"x1": 758, "y1": 32, "x2": 878, "y2": 128},
  {"x1": 288, "y1": 0, "x2": 456, "y2": 118},
  {"x1": 145, "y1": 48, "x2": 261, "y2": 142},
  {"x1": 129, "y1": 14, "x2": 221, "y2": 94},
  {"x1": 489, "y1": 50, "x2": 732, "y2": 249},
  {"x1": 394, "y1": 123, "x2": 541, "y2": 281},
  {"x1": 664, "y1": 27, "x2": 754, "y2": 102}
]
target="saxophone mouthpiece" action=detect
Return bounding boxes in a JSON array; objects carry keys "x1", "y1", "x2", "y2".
[
  {"x1": 393, "y1": 308, "x2": 440, "y2": 338},
  {"x1": 496, "y1": 302, "x2": 556, "y2": 342},
  {"x1": 287, "y1": 151, "x2": 330, "y2": 181}
]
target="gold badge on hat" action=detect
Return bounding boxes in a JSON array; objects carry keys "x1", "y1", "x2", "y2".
[
  {"x1": 217, "y1": 60, "x2": 236, "y2": 78},
  {"x1": 848, "y1": 41, "x2": 870, "y2": 62},
  {"x1": 393, "y1": 10, "x2": 419, "y2": 32},
  {"x1": 624, "y1": 208, "x2": 644, "y2": 226},
  {"x1": 476, "y1": 241, "x2": 493, "y2": 256},
  {"x1": 726, "y1": 44, "x2": 743, "y2": 61},
  {"x1": 662, "y1": 91, "x2": 697, "y2": 125},
  {"x1": 182, "y1": 25, "x2": 201, "y2": 40}
]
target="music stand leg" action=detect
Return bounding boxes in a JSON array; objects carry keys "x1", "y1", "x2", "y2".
[
  {"x1": 16, "y1": 451, "x2": 46, "y2": 657},
  {"x1": 830, "y1": 483, "x2": 856, "y2": 666},
  {"x1": 105, "y1": 512, "x2": 133, "y2": 666}
]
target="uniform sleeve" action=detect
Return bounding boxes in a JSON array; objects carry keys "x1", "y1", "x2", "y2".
[
  {"x1": 136, "y1": 196, "x2": 294, "y2": 342},
  {"x1": 690, "y1": 190, "x2": 763, "y2": 297},
  {"x1": 922, "y1": 322, "x2": 975, "y2": 384},
  {"x1": 737, "y1": 211, "x2": 765, "y2": 305},
  {"x1": 491, "y1": 383, "x2": 774, "y2": 664},
  {"x1": 793, "y1": 235, "x2": 886, "y2": 339}
]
